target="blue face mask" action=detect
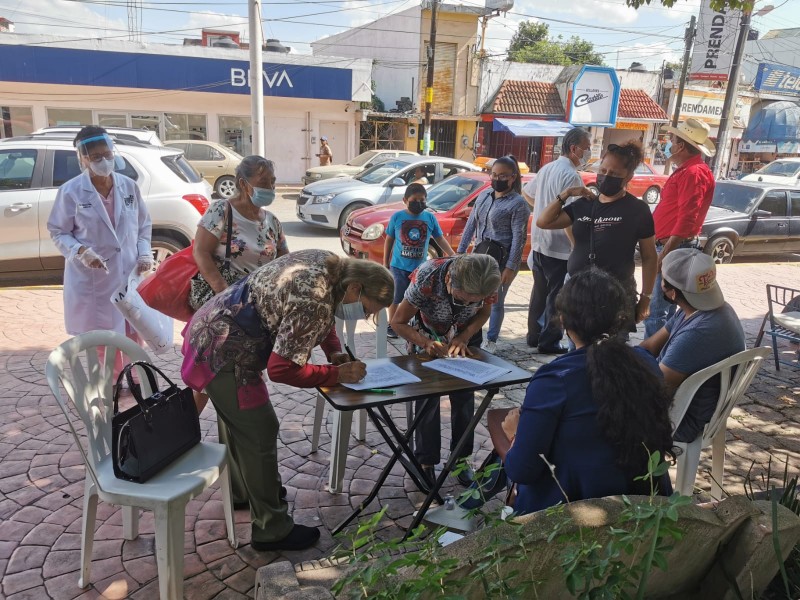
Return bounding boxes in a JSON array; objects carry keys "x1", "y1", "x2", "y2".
[
  {"x1": 335, "y1": 289, "x2": 367, "y2": 321},
  {"x1": 250, "y1": 186, "x2": 276, "y2": 207}
]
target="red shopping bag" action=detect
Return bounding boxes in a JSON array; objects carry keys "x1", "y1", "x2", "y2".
[{"x1": 138, "y1": 245, "x2": 197, "y2": 322}]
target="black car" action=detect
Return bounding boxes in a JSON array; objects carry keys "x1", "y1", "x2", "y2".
[{"x1": 700, "y1": 181, "x2": 800, "y2": 263}]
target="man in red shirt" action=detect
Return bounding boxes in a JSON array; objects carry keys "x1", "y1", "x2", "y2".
[{"x1": 644, "y1": 118, "x2": 716, "y2": 337}]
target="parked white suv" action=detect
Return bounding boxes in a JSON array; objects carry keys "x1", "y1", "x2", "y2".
[
  {"x1": 0, "y1": 135, "x2": 212, "y2": 284},
  {"x1": 33, "y1": 126, "x2": 164, "y2": 146}
]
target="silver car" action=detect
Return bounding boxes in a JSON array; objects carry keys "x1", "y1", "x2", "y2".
[
  {"x1": 0, "y1": 134, "x2": 213, "y2": 283},
  {"x1": 296, "y1": 156, "x2": 479, "y2": 230},
  {"x1": 301, "y1": 149, "x2": 419, "y2": 185}
]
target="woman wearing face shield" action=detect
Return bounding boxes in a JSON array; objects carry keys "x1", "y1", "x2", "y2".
[
  {"x1": 181, "y1": 250, "x2": 393, "y2": 552},
  {"x1": 190, "y1": 155, "x2": 288, "y2": 309},
  {"x1": 47, "y1": 126, "x2": 153, "y2": 360}
]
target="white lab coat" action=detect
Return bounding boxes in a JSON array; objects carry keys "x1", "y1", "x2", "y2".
[{"x1": 47, "y1": 170, "x2": 152, "y2": 335}]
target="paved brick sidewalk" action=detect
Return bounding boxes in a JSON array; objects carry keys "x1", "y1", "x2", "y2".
[{"x1": 0, "y1": 262, "x2": 798, "y2": 599}]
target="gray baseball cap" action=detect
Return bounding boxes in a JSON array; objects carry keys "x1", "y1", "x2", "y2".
[{"x1": 662, "y1": 249, "x2": 725, "y2": 311}]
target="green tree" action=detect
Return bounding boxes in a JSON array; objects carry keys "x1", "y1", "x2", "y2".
[
  {"x1": 626, "y1": 0, "x2": 750, "y2": 8},
  {"x1": 507, "y1": 21, "x2": 604, "y2": 66}
]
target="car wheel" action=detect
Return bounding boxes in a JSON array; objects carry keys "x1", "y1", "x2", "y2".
[
  {"x1": 215, "y1": 176, "x2": 237, "y2": 199},
  {"x1": 588, "y1": 184, "x2": 599, "y2": 197},
  {"x1": 150, "y1": 235, "x2": 183, "y2": 272},
  {"x1": 338, "y1": 203, "x2": 370, "y2": 231},
  {"x1": 704, "y1": 235, "x2": 735, "y2": 264},
  {"x1": 644, "y1": 186, "x2": 660, "y2": 204}
]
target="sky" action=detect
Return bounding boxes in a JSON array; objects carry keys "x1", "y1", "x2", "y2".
[{"x1": 0, "y1": 0, "x2": 798, "y2": 71}]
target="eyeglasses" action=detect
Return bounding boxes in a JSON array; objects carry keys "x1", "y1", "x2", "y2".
[
  {"x1": 89, "y1": 152, "x2": 114, "y2": 162},
  {"x1": 448, "y1": 286, "x2": 484, "y2": 308},
  {"x1": 490, "y1": 173, "x2": 514, "y2": 181}
]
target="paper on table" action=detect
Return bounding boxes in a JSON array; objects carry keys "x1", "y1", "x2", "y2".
[
  {"x1": 422, "y1": 357, "x2": 512, "y2": 385},
  {"x1": 341, "y1": 360, "x2": 422, "y2": 391}
]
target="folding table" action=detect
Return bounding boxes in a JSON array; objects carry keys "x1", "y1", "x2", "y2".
[{"x1": 317, "y1": 349, "x2": 531, "y2": 538}]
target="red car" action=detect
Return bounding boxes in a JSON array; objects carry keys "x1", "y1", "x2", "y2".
[
  {"x1": 579, "y1": 161, "x2": 668, "y2": 204},
  {"x1": 340, "y1": 172, "x2": 535, "y2": 266}
]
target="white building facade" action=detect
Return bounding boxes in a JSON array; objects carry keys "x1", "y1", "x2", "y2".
[{"x1": 0, "y1": 34, "x2": 372, "y2": 183}]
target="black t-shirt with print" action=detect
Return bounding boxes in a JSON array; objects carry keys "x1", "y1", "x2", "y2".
[{"x1": 563, "y1": 193, "x2": 655, "y2": 284}]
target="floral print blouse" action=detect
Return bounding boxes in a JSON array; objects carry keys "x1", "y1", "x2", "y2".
[
  {"x1": 198, "y1": 199, "x2": 288, "y2": 274},
  {"x1": 181, "y1": 249, "x2": 339, "y2": 409}
]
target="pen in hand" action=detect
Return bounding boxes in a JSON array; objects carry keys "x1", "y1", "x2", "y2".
[{"x1": 344, "y1": 344, "x2": 357, "y2": 361}]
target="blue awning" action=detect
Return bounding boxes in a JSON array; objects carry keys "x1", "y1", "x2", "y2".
[
  {"x1": 493, "y1": 117, "x2": 574, "y2": 138},
  {"x1": 743, "y1": 101, "x2": 800, "y2": 143}
]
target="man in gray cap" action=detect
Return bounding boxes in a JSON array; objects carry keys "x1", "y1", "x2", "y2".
[{"x1": 640, "y1": 248, "x2": 744, "y2": 443}]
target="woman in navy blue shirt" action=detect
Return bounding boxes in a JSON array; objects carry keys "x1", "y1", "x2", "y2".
[{"x1": 502, "y1": 267, "x2": 674, "y2": 515}]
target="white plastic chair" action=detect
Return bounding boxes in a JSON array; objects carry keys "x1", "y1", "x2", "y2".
[
  {"x1": 45, "y1": 331, "x2": 237, "y2": 600},
  {"x1": 669, "y1": 347, "x2": 769, "y2": 498},
  {"x1": 311, "y1": 310, "x2": 391, "y2": 493}
]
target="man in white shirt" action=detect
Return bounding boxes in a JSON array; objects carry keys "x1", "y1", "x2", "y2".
[{"x1": 522, "y1": 127, "x2": 591, "y2": 353}]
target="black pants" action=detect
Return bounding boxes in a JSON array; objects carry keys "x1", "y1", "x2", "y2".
[
  {"x1": 528, "y1": 251, "x2": 568, "y2": 348},
  {"x1": 413, "y1": 329, "x2": 481, "y2": 466}
]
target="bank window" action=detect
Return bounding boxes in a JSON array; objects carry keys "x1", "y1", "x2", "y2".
[
  {"x1": 98, "y1": 113, "x2": 128, "y2": 128},
  {"x1": 47, "y1": 108, "x2": 93, "y2": 127},
  {"x1": 219, "y1": 115, "x2": 251, "y2": 156},
  {"x1": 1, "y1": 106, "x2": 34, "y2": 140},
  {"x1": 0, "y1": 149, "x2": 38, "y2": 190},
  {"x1": 759, "y1": 192, "x2": 788, "y2": 217},
  {"x1": 164, "y1": 113, "x2": 207, "y2": 141}
]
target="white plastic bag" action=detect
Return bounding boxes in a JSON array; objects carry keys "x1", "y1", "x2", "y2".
[{"x1": 111, "y1": 273, "x2": 174, "y2": 355}]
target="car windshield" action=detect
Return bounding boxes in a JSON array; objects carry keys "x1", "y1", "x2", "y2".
[
  {"x1": 426, "y1": 176, "x2": 485, "y2": 212},
  {"x1": 347, "y1": 150, "x2": 379, "y2": 167},
  {"x1": 756, "y1": 160, "x2": 800, "y2": 177},
  {"x1": 355, "y1": 159, "x2": 409, "y2": 184},
  {"x1": 711, "y1": 182, "x2": 763, "y2": 213}
]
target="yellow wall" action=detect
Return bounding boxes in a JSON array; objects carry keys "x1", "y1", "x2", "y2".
[{"x1": 455, "y1": 120, "x2": 478, "y2": 162}]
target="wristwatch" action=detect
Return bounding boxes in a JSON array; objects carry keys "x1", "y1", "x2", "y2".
[
  {"x1": 556, "y1": 194, "x2": 566, "y2": 206},
  {"x1": 640, "y1": 292, "x2": 652, "y2": 300}
]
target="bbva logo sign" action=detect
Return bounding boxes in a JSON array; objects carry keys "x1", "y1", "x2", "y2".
[{"x1": 230, "y1": 68, "x2": 294, "y2": 89}]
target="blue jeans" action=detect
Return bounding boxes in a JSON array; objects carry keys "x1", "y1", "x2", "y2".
[
  {"x1": 486, "y1": 283, "x2": 509, "y2": 343},
  {"x1": 390, "y1": 266, "x2": 414, "y2": 305},
  {"x1": 644, "y1": 241, "x2": 698, "y2": 338}
]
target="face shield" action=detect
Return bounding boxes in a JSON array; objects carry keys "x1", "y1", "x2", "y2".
[{"x1": 76, "y1": 134, "x2": 124, "y2": 177}]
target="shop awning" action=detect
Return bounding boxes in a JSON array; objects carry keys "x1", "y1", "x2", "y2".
[
  {"x1": 743, "y1": 100, "x2": 800, "y2": 142},
  {"x1": 493, "y1": 117, "x2": 574, "y2": 137}
]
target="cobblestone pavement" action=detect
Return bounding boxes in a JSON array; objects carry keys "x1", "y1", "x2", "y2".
[{"x1": 0, "y1": 261, "x2": 798, "y2": 599}]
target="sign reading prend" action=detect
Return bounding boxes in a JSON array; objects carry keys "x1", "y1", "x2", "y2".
[{"x1": 689, "y1": 0, "x2": 741, "y2": 81}]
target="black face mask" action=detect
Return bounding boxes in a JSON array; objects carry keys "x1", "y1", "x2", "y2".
[
  {"x1": 596, "y1": 174, "x2": 625, "y2": 197},
  {"x1": 408, "y1": 200, "x2": 426, "y2": 214},
  {"x1": 662, "y1": 292, "x2": 677, "y2": 305},
  {"x1": 491, "y1": 179, "x2": 510, "y2": 193}
]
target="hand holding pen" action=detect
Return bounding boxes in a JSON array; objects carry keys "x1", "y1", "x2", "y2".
[{"x1": 336, "y1": 344, "x2": 367, "y2": 383}]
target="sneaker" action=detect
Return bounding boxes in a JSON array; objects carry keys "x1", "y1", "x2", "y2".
[
  {"x1": 480, "y1": 340, "x2": 497, "y2": 354},
  {"x1": 455, "y1": 466, "x2": 475, "y2": 487},
  {"x1": 251, "y1": 524, "x2": 320, "y2": 552},
  {"x1": 420, "y1": 465, "x2": 437, "y2": 493},
  {"x1": 387, "y1": 325, "x2": 398, "y2": 339},
  {"x1": 538, "y1": 344, "x2": 568, "y2": 355}
]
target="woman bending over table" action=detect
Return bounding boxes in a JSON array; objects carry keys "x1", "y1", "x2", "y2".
[
  {"x1": 391, "y1": 253, "x2": 500, "y2": 488},
  {"x1": 498, "y1": 267, "x2": 674, "y2": 515},
  {"x1": 181, "y1": 249, "x2": 393, "y2": 551}
]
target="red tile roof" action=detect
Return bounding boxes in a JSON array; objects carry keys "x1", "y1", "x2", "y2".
[
  {"x1": 488, "y1": 80, "x2": 564, "y2": 117},
  {"x1": 617, "y1": 88, "x2": 669, "y2": 121}
]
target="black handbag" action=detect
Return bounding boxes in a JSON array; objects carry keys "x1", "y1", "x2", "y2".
[
  {"x1": 473, "y1": 192, "x2": 508, "y2": 269},
  {"x1": 189, "y1": 202, "x2": 244, "y2": 310},
  {"x1": 112, "y1": 361, "x2": 201, "y2": 483}
]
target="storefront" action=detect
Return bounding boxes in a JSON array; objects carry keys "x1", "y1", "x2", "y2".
[
  {"x1": 738, "y1": 100, "x2": 800, "y2": 174},
  {"x1": 0, "y1": 35, "x2": 372, "y2": 183}
]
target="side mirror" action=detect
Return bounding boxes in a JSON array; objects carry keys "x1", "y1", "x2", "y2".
[
  {"x1": 754, "y1": 209, "x2": 771, "y2": 218},
  {"x1": 390, "y1": 178, "x2": 406, "y2": 187}
]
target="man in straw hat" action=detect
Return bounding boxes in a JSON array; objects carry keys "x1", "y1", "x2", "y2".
[{"x1": 644, "y1": 118, "x2": 716, "y2": 338}]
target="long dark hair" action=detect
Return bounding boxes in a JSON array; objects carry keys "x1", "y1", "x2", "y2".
[
  {"x1": 555, "y1": 267, "x2": 675, "y2": 472},
  {"x1": 493, "y1": 155, "x2": 522, "y2": 194}
]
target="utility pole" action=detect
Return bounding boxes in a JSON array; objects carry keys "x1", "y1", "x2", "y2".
[
  {"x1": 713, "y1": 8, "x2": 751, "y2": 179},
  {"x1": 248, "y1": 0, "x2": 265, "y2": 156},
  {"x1": 423, "y1": 0, "x2": 438, "y2": 156},
  {"x1": 663, "y1": 15, "x2": 695, "y2": 175}
]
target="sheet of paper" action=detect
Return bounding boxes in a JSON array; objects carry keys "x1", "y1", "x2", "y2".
[
  {"x1": 422, "y1": 357, "x2": 512, "y2": 385},
  {"x1": 341, "y1": 360, "x2": 422, "y2": 391}
]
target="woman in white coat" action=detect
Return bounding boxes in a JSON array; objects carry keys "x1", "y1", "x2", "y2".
[{"x1": 47, "y1": 126, "x2": 153, "y2": 356}]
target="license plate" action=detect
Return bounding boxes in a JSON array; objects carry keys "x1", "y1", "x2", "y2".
[{"x1": 343, "y1": 240, "x2": 351, "y2": 254}]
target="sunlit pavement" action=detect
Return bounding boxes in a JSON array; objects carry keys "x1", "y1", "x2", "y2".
[{"x1": 1, "y1": 208, "x2": 798, "y2": 597}]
